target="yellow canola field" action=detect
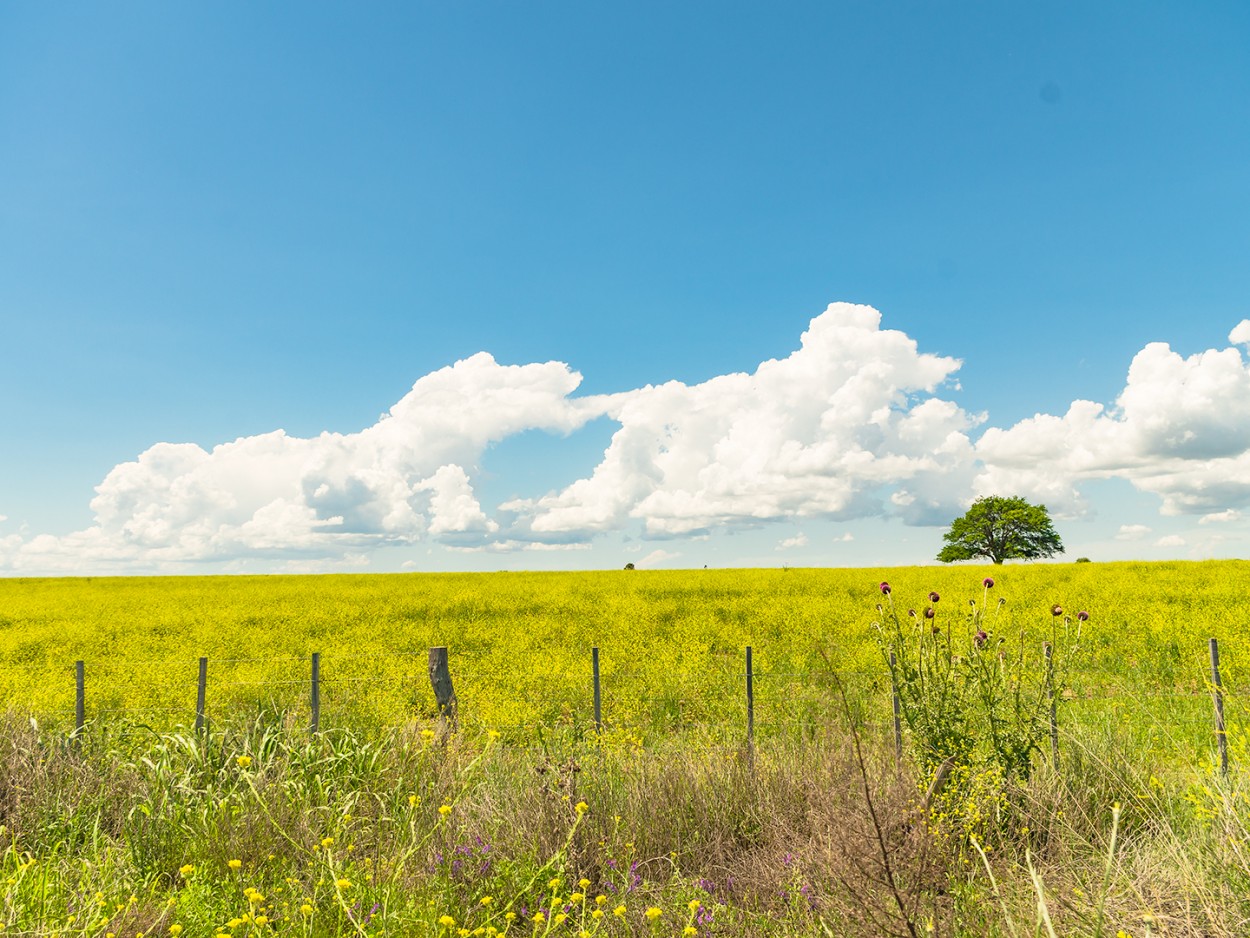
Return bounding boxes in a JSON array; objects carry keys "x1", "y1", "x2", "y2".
[{"x1": 0, "y1": 560, "x2": 1246, "y2": 747}]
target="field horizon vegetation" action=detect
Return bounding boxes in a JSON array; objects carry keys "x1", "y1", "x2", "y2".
[{"x1": 2, "y1": 560, "x2": 1249, "y2": 936}]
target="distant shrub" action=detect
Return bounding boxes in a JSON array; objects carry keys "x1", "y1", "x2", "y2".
[
  {"x1": 1076, "y1": 557, "x2": 1091, "y2": 563},
  {"x1": 623, "y1": 562, "x2": 635, "y2": 570}
]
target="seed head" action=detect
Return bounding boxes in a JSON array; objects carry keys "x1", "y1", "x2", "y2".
[
  {"x1": 1077, "y1": 610, "x2": 1089, "y2": 621},
  {"x1": 923, "y1": 607, "x2": 935, "y2": 619},
  {"x1": 928, "y1": 591, "x2": 940, "y2": 603},
  {"x1": 907, "y1": 609, "x2": 917, "y2": 618},
  {"x1": 1051, "y1": 604, "x2": 1063, "y2": 617},
  {"x1": 974, "y1": 630, "x2": 988, "y2": 647}
]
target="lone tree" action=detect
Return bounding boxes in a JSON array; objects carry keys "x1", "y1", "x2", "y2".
[{"x1": 937, "y1": 495, "x2": 1064, "y2": 565}]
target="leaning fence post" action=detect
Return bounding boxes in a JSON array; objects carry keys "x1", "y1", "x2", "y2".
[
  {"x1": 1210, "y1": 638, "x2": 1229, "y2": 777},
  {"x1": 745, "y1": 646, "x2": 755, "y2": 766},
  {"x1": 75, "y1": 660, "x2": 85, "y2": 743},
  {"x1": 196, "y1": 656, "x2": 208, "y2": 735},
  {"x1": 592, "y1": 646, "x2": 603, "y2": 734},
  {"x1": 310, "y1": 652, "x2": 321, "y2": 735},
  {"x1": 429, "y1": 646, "x2": 458, "y2": 736},
  {"x1": 889, "y1": 651, "x2": 903, "y2": 762},
  {"x1": 1044, "y1": 642, "x2": 1059, "y2": 768}
]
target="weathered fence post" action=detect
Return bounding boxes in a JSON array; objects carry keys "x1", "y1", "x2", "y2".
[
  {"x1": 1044, "y1": 642, "x2": 1059, "y2": 768},
  {"x1": 889, "y1": 651, "x2": 902, "y2": 762},
  {"x1": 1210, "y1": 638, "x2": 1228, "y2": 777},
  {"x1": 428, "y1": 646, "x2": 458, "y2": 736},
  {"x1": 75, "y1": 660, "x2": 85, "y2": 743},
  {"x1": 745, "y1": 646, "x2": 755, "y2": 766},
  {"x1": 310, "y1": 652, "x2": 321, "y2": 735},
  {"x1": 592, "y1": 646, "x2": 602, "y2": 734},
  {"x1": 196, "y1": 656, "x2": 208, "y2": 735}
]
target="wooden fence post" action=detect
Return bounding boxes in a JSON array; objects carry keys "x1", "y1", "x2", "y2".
[
  {"x1": 311, "y1": 652, "x2": 321, "y2": 735},
  {"x1": 1211, "y1": 638, "x2": 1229, "y2": 777},
  {"x1": 75, "y1": 660, "x2": 85, "y2": 743},
  {"x1": 429, "y1": 647, "x2": 458, "y2": 736},
  {"x1": 592, "y1": 646, "x2": 602, "y2": 734},
  {"x1": 1044, "y1": 642, "x2": 1059, "y2": 768},
  {"x1": 745, "y1": 646, "x2": 755, "y2": 765},
  {"x1": 889, "y1": 651, "x2": 902, "y2": 762},
  {"x1": 196, "y1": 656, "x2": 208, "y2": 735}
]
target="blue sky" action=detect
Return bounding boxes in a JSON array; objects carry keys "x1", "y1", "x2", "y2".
[{"x1": 2, "y1": 2, "x2": 1249, "y2": 575}]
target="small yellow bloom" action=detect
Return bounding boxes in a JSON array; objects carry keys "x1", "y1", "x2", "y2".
[
  {"x1": 235, "y1": 756, "x2": 252, "y2": 768},
  {"x1": 179, "y1": 864, "x2": 194, "y2": 876},
  {"x1": 554, "y1": 913, "x2": 567, "y2": 925},
  {"x1": 479, "y1": 896, "x2": 494, "y2": 906},
  {"x1": 613, "y1": 905, "x2": 626, "y2": 918},
  {"x1": 570, "y1": 892, "x2": 585, "y2": 903},
  {"x1": 408, "y1": 794, "x2": 418, "y2": 807},
  {"x1": 321, "y1": 837, "x2": 334, "y2": 847},
  {"x1": 439, "y1": 804, "x2": 453, "y2": 817},
  {"x1": 505, "y1": 912, "x2": 516, "y2": 922},
  {"x1": 645, "y1": 907, "x2": 662, "y2": 921},
  {"x1": 575, "y1": 801, "x2": 589, "y2": 814},
  {"x1": 421, "y1": 729, "x2": 436, "y2": 740},
  {"x1": 688, "y1": 899, "x2": 701, "y2": 912},
  {"x1": 228, "y1": 859, "x2": 242, "y2": 870},
  {"x1": 438, "y1": 915, "x2": 456, "y2": 927},
  {"x1": 548, "y1": 876, "x2": 562, "y2": 889},
  {"x1": 532, "y1": 912, "x2": 545, "y2": 924},
  {"x1": 169, "y1": 926, "x2": 183, "y2": 937},
  {"x1": 595, "y1": 895, "x2": 607, "y2": 906},
  {"x1": 253, "y1": 916, "x2": 268, "y2": 926},
  {"x1": 683, "y1": 928, "x2": 697, "y2": 937},
  {"x1": 300, "y1": 903, "x2": 313, "y2": 915},
  {"x1": 488, "y1": 729, "x2": 500, "y2": 740},
  {"x1": 336, "y1": 879, "x2": 352, "y2": 890},
  {"x1": 591, "y1": 910, "x2": 604, "y2": 920},
  {"x1": 578, "y1": 878, "x2": 591, "y2": 888}
]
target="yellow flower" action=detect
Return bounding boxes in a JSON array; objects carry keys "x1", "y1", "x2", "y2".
[
  {"x1": 321, "y1": 837, "x2": 334, "y2": 847},
  {"x1": 300, "y1": 903, "x2": 313, "y2": 915},
  {"x1": 575, "y1": 801, "x2": 589, "y2": 815},
  {"x1": 505, "y1": 912, "x2": 516, "y2": 922},
  {"x1": 533, "y1": 912, "x2": 545, "y2": 924},
  {"x1": 169, "y1": 928, "x2": 183, "y2": 937},
  {"x1": 578, "y1": 878, "x2": 590, "y2": 888},
  {"x1": 645, "y1": 907, "x2": 662, "y2": 921},
  {"x1": 548, "y1": 876, "x2": 562, "y2": 889},
  {"x1": 235, "y1": 756, "x2": 252, "y2": 768},
  {"x1": 613, "y1": 905, "x2": 626, "y2": 918},
  {"x1": 421, "y1": 729, "x2": 436, "y2": 741},
  {"x1": 336, "y1": 879, "x2": 352, "y2": 890},
  {"x1": 479, "y1": 896, "x2": 494, "y2": 906},
  {"x1": 228, "y1": 859, "x2": 242, "y2": 870},
  {"x1": 408, "y1": 794, "x2": 418, "y2": 807},
  {"x1": 570, "y1": 892, "x2": 585, "y2": 903},
  {"x1": 179, "y1": 864, "x2": 194, "y2": 876},
  {"x1": 683, "y1": 929, "x2": 697, "y2": 937},
  {"x1": 438, "y1": 915, "x2": 456, "y2": 927},
  {"x1": 595, "y1": 895, "x2": 607, "y2": 906},
  {"x1": 688, "y1": 899, "x2": 700, "y2": 912},
  {"x1": 439, "y1": 804, "x2": 453, "y2": 817},
  {"x1": 488, "y1": 729, "x2": 501, "y2": 740},
  {"x1": 591, "y1": 910, "x2": 604, "y2": 920},
  {"x1": 253, "y1": 916, "x2": 268, "y2": 927}
]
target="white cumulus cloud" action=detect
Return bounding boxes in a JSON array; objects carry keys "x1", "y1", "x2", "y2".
[
  {"x1": 1116, "y1": 524, "x2": 1152, "y2": 540},
  {"x1": 1155, "y1": 534, "x2": 1186, "y2": 548},
  {"x1": 778, "y1": 533, "x2": 809, "y2": 550}
]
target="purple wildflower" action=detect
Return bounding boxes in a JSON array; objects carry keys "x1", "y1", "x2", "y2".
[
  {"x1": 1077, "y1": 610, "x2": 1089, "y2": 621},
  {"x1": 974, "y1": 630, "x2": 988, "y2": 647},
  {"x1": 983, "y1": 577, "x2": 995, "y2": 588},
  {"x1": 879, "y1": 581, "x2": 891, "y2": 595}
]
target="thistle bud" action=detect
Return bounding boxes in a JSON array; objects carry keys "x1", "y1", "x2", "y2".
[
  {"x1": 974, "y1": 630, "x2": 988, "y2": 647},
  {"x1": 1077, "y1": 611, "x2": 1089, "y2": 622},
  {"x1": 983, "y1": 577, "x2": 995, "y2": 588},
  {"x1": 928, "y1": 591, "x2": 940, "y2": 603},
  {"x1": 923, "y1": 607, "x2": 935, "y2": 619},
  {"x1": 1051, "y1": 604, "x2": 1063, "y2": 617},
  {"x1": 879, "y1": 582, "x2": 891, "y2": 595}
]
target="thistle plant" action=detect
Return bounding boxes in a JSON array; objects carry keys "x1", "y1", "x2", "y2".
[{"x1": 874, "y1": 578, "x2": 1083, "y2": 782}]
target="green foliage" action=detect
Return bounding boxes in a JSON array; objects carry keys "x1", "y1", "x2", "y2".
[{"x1": 937, "y1": 495, "x2": 1065, "y2": 565}]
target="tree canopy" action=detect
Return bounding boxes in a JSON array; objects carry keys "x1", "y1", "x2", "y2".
[{"x1": 937, "y1": 496, "x2": 1064, "y2": 565}]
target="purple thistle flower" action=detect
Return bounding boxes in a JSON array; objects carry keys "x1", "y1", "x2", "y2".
[
  {"x1": 1077, "y1": 610, "x2": 1089, "y2": 621},
  {"x1": 974, "y1": 630, "x2": 988, "y2": 647},
  {"x1": 983, "y1": 577, "x2": 995, "y2": 588},
  {"x1": 879, "y1": 581, "x2": 891, "y2": 595}
]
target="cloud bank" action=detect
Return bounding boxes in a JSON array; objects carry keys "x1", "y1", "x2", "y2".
[{"x1": 4, "y1": 306, "x2": 1250, "y2": 573}]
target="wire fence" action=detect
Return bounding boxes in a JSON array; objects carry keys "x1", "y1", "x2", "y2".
[{"x1": 9, "y1": 638, "x2": 1237, "y2": 774}]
